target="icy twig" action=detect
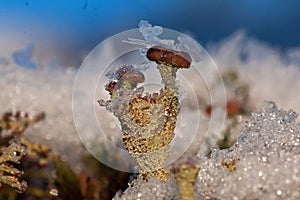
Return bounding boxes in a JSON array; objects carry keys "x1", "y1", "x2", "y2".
[{"x1": 0, "y1": 142, "x2": 27, "y2": 193}]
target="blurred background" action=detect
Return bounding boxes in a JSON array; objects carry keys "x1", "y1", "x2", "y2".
[{"x1": 1, "y1": 0, "x2": 300, "y2": 68}]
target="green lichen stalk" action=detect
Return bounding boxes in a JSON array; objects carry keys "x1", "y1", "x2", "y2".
[{"x1": 157, "y1": 63, "x2": 178, "y2": 91}]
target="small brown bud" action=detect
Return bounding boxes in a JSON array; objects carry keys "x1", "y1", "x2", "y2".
[
  {"x1": 119, "y1": 70, "x2": 145, "y2": 83},
  {"x1": 226, "y1": 100, "x2": 242, "y2": 117},
  {"x1": 205, "y1": 99, "x2": 242, "y2": 117},
  {"x1": 105, "y1": 81, "x2": 118, "y2": 94}
]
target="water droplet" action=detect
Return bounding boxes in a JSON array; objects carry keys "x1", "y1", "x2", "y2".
[
  {"x1": 50, "y1": 188, "x2": 58, "y2": 196},
  {"x1": 277, "y1": 190, "x2": 282, "y2": 195}
]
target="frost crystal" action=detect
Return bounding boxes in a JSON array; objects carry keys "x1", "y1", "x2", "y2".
[
  {"x1": 124, "y1": 20, "x2": 175, "y2": 50},
  {"x1": 105, "y1": 64, "x2": 151, "y2": 80},
  {"x1": 195, "y1": 101, "x2": 300, "y2": 199},
  {"x1": 138, "y1": 20, "x2": 163, "y2": 40}
]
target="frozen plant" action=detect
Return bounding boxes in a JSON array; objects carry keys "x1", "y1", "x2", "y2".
[
  {"x1": 99, "y1": 45, "x2": 192, "y2": 182},
  {"x1": 0, "y1": 110, "x2": 104, "y2": 199},
  {"x1": 0, "y1": 141, "x2": 27, "y2": 193},
  {"x1": 0, "y1": 112, "x2": 33, "y2": 193}
]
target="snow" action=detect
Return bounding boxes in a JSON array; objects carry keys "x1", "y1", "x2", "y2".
[{"x1": 195, "y1": 101, "x2": 300, "y2": 199}]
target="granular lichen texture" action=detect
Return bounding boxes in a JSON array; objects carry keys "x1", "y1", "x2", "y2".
[{"x1": 99, "y1": 46, "x2": 191, "y2": 182}]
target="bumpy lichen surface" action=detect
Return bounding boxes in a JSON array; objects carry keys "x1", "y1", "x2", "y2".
[
  {"x1": 122, "y1": 87, "x2": 178, "y2": 181},
  {"x1": 100, "y1": 50, "x2": 190, "y2": 181}
]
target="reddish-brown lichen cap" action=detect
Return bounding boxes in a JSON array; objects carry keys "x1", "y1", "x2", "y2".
[{"x1": 146, "y1": 46, "x2": 192, "y2": 68}]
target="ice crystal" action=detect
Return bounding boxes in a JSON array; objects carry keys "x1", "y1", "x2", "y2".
[
  {"x1": 105, "y1": 64, "x2": 151, "y2": 80},
  {"x1": 125, "y1": 20, "x2": 175, "y2": 50},
  {"x1": 124, "y1": 20, "x2": 201, "y2": 59},
  {"x1": 195, "y1": 101, "x2": 300, "y2": 199},
  {"x1": 138, "y1": 20, "x2": 163, "y2": 39}
]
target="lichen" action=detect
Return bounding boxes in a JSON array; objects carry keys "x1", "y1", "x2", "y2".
[
  {"x1": 99, "y1": 46, "x2": 191, "y2": 182},
  {"x1": 172, "y1": 160, "x2": 200, "y2": 200}
]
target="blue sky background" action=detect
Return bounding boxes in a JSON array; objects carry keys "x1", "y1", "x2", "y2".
[{"x1": 1, "y1": 0, "x2": 300, "y2": 67}]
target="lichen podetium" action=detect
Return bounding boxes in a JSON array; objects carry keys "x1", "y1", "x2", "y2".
[
  {"x1": 99, "y1": 46, "x2": 191, "y2": 182},
  {"x1": 173, "y1": 161, "x2": 200, "y2": 200}
]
